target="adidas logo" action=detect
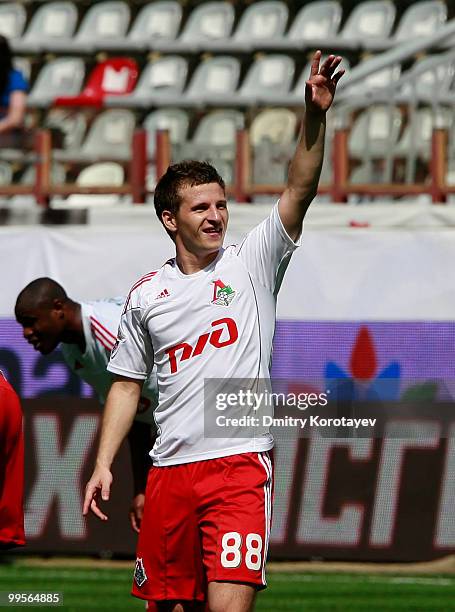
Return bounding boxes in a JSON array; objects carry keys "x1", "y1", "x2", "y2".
[{"x1": 156, "y1": 288, "x2": 170, "y2": 300}]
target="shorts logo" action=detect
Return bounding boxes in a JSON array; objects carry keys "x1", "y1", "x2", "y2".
[
  {"x1": 134, "y1": 557, "x2": 147, "y2": 587},
  {"x1": 212, "y1": 279, "x2": 236, "y2": 306}
]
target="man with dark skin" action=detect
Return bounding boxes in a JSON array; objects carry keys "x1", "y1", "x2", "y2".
[{"x1": 15, "y1": 277, "x2": 158, "y2": 531}]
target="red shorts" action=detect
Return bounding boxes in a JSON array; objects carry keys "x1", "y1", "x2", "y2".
[{"x1": 132, "y1": 451, "x2": 273, "y2": 602}]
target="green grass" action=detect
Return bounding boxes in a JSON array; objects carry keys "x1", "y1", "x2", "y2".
[{"x1": 1, "y1": 564, "x2": 455, "y2": 611}]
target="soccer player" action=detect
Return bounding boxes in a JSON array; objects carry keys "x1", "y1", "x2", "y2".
[
  {"x1": 0, "y1": 372, "x2": 25, "y2": 550},
  {"x1": 84, "y1": 51, "x2": 344, "y2": 611},
  {"x1": 15, "y1": 278, "x2": 158, "y2": 532}
]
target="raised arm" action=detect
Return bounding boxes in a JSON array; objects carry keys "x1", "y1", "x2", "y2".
[
  {"x1": 279, "y1": 51, "x2": 344, "y2": 241},
  {"x1": 83, "y1": 376, "x2": 142, "y2": 520}
]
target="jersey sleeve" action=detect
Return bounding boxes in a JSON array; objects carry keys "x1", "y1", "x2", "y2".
[
  {"x1": 235, "y1": 202, "x2": 301, "y2": 295},
  {"x1": 107, "y1": 306, "x2": 154, "y2": 380},
  {"x1": 9, "y1": 70, "x2": 29, "y2": 94}
]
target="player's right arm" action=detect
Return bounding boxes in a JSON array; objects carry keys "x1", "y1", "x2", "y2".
[{"x1": 83, "y1": 375, "x2": 142, "y2": 520}]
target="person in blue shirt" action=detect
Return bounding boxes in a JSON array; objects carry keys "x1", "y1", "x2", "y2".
[{"x1": 0, "y1": 35, "x2": 28, "y2": 137}]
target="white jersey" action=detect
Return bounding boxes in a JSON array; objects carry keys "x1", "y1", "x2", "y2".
[
  {"x1": 61, "y1": 298, "x2": 158, "y2": 426},
  {"x1": 108, "y1": 205, "x2": 300, "y2": 465}
]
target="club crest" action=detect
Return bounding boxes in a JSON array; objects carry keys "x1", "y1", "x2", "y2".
[
  {"x1": 134, "y1": 557, "x2": 147, "y2": 587},
  {"x1": 212, "y1": 279, "x2": 236, "y2": 306}
]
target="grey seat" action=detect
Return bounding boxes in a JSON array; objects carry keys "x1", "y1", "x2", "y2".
[
  {"x1": 0, "y1": 4, "x2": 26, "y2": 43},
  {"x1": 259, "y1": 1, "x2": 342, "y2": 51},
  {"x1": 395, "y1": 106, "x2": 452, "y2": 181},
  {"x1": 45, "y1": 108, "x2": 88, "y2": 154},
  {"x1": 250, "y1": 108, "x2": 296, "y2": 184},
  {"x1": 349, "y1": 104, "x2": 402, "y2": 160},
  {"x1": 154, "y1": 2, "x2": 235, "y2": 53},
  {"x1": 0, "y1": 162, "x2": 13, "y2": 186},
  {"x1": 105, "y1": 56, "x2": 188, "y2": 108},
  {"x1": 28, "y1": 58, "x2": 85, "y2": 108},
  {"x1": 13, "y1": 2, "x2": 78, "y2": 53},
  {"x1": 222, "y1": 54, "x2": 295, "y2": 107},
  {"x1": 175, "y1": 110, "x2": 244, "y2": 184},
  {"x1": 330, "y1": 0, "x2": 396, "y2": 52},
  {"x1": 99, "y1": 1, "x2": 182, "y2": 51},
  {"x1": 369, "y1": 0, "x2": 447, "y2": 51},
  {"x1": 178, "y1": 56, "x2": 241, "y2": 108},
  {"x1": 204, "y1": 1, "x2": 288, "y2": 53},
  {"x1": 49, "y1": 1, "x2": 130, "y2": 53},
  {"x1": 398, "y1": 55, "x2": 455, "y2": 104},
  {"x1": 55, "y1": 109, "x2": 135, "y2": 162},
  {"x1": 144, "y1": 109, "x2": 189, "y2": 159}
]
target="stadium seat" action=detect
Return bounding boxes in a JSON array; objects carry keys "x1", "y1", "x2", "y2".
[
  {"x1": 27, "y1": 58, "x2": 85, "y2": 108},
  {"x1": 20, "y1": 162, "x2": 67, "y2": 186},
  {"x1": 45, "y1": 108, "x2": 88, "y2": 154},
  {"x1": 221, "y1": 54, "x2": 295, "y2": 106},
  {"x1": 398, "y1": 55, "x2": 454, "y2": 104},
  {"x1": 177, "y1": 56, "x2": 241, "y2": 108},
  {"x1": 105, "y1": 56, "x2": 188, "y2": 108},
  {"x1": 258, "y1": 1, "x2": 342, "y2": 51},
  {"x1": 395, "y1": 107, "x2": 452, "y2": 164},
  {"x1": 55, "y1": 58, "x2": 138, "y2": 107},
  {"x1": 66, "y1": 162, "x2": 124, "y2": 205},
  {"x1": 0, "y1": 3, "x2": 26, "y2": 42},
  {"x1": 251, "y1": 108, "x2": 297, "y2": 184},
  {"x1": 54, "y1": 109, "x2": 136, "y2": 162},
  {"x1": 0, "y1": 162, "x2": 13, "y2": 186},
  {"x1": 349, "y1": 105, "x2": 402, "y2": 160},
  {"x1": 329, "y1": 0, "x2": 396, "y2": 52},
  {"x1": 203, "y1": 1, "x2": 288, "y2": 53},
  {"x1": 154, "y1": 1, "x2": 235, "y2": 53},
  {"x1": 143, "y1": 108, "x2": 189, "y2": 158},
  {"x1": 174, "y1": 110, "x2": 244, "y2": 184},
  {"x1": 13, "y1": 2, "x2": 78, "y2": 53},
  {"x1": 98, "y1": 1, "x2": 182, "y2": 51},
  {"x1": 368, "y1": 0, "x2": 447, "y2": 51},
  {"x1": 48, "y1": 1, "x2": 131, "y2": 53}
]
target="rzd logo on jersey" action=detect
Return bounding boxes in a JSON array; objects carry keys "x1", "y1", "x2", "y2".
[{"x1": 166, "y1": 317, "x2": 238, "y2": 374}]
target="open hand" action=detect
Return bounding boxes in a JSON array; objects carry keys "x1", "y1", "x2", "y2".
[
  {"x1": 305, "y1": 51, "x2": 345, "y2": 113},
  {"x1": 82, "y1": 464, "x2": 113, "y2": 521},
  {"x1": 129, "y1": 493, "x2": 145, "y2": 533}
]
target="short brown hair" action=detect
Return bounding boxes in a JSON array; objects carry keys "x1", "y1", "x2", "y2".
[{"x1": 154, "y1": 160, "x2": 225, "y2": 227}]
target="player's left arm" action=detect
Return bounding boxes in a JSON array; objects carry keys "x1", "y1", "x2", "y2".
[{"x1": 278, "y1": 51, "x2": 344, "y2": 241}]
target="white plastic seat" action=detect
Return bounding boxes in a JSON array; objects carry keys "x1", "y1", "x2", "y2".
[
  {"x1": 0, "y1": 4, "x2": 26, "y2": 42},
  {"x1": 13, "y1": 2, "x2": 78, "y2": 53},
  {"x1": 144, "y1": 109, "x2": 189, "y2": 159},
  {"x1": 222, "y1": 54, "x2": 295, "y2": 106},
  {"x1": 155, "y1": 2, "x2": 235, "y2": 52},
  {"x1": 174, "y1": 110, "x2": 244, "y2": 184},
  {"x1": 251, "y1": 108, "x2": 297, "y2": 184},
  {"x1": 349, "y1": 105, "x2": 402, "y2": 159},
  {"x1": 178, "y1": 56, "x2": 241, "y2": 108},
  {"x1": 204, "y1": 1, "x2": 289, "y2": 53},
  {"x1": 28, "y1": 58, "x2": 85, "y2": 108},
  {"x1": 66, "y1": 162, "x2": 124, "y2": 205},
  {"x1": 49, "y1": 1, "x2": 130, "y2": 53},
  {"x1": 101, "y1": 1, "x2": 182, "y2": 51},
  {"x1": 336, "y1": 0, "x2": 396, "y2": 51},
  {"x1": 105, "y1": 56, "x2": 188, "y2": 108},
  {"x1": 55, "y1": 109, "x2": 136, "y2": 162},
  {"x1": 259, "y1": 1, "x2": 342, "y2": 51},
  {"x1": 369, "y1": 0, "x2": 447, "y2": 51}
]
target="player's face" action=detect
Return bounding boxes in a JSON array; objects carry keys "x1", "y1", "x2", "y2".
[
  {"x1": 15, "y1": 303, "x2": 64, "y2": 355},
  {"x1": 173, "y1": 182, "x2": 228, "y2": 256}
]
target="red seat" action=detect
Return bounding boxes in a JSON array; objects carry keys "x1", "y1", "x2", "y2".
[{"x1": 54, "y1": 57, "x2": 139, "y2": 108}]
